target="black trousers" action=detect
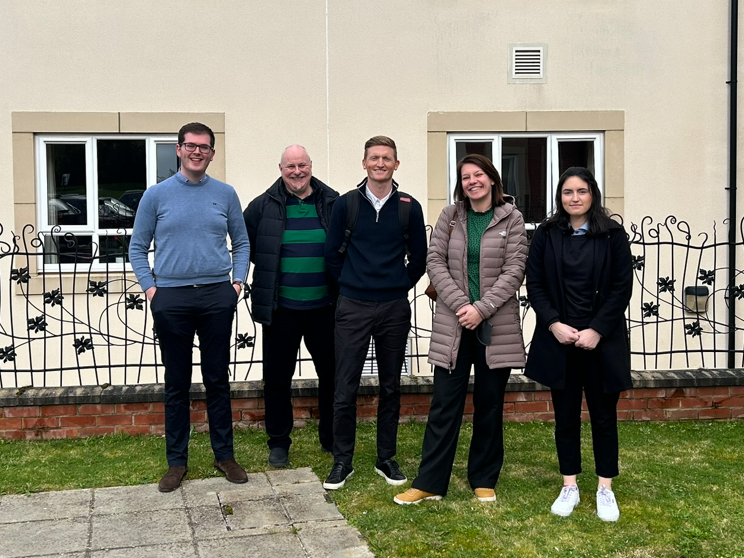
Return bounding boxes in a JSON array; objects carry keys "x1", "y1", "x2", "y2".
[
  {"x1": 333, "y1": 295, "x2": 411, "y2": 466},
  {"x1": 151, "y1": 282, "x2": 238, "y2": 466},
  {"x1": 551, "y1": 345, "x2": 621, "y2": 478},
  {"x1": 262, "y1": 305, "x2": 335, "y2": 451},
  {"x1": 412, "y1": 329, "x2": 511, "y2": 496}
]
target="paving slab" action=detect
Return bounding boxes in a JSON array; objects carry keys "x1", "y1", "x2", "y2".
[
  {"x1": 0, "y1": 469, "x2": 373, "y2": 558},
  {"x1": 224, "y1": 498, "x2": 290, "y2": 531},
  {"x1": 267, "y1": 466, "x2": 320, "y2": 485},
  {"x1": 181, "y1": 474, "x2": 273, "y2": 507},
  {"x1": 187, "y1": 504, "x2": 231, "y2": 540},
  {"x1": 0, "y1": 489, "x2": 91, "y2": 523},
  {"x1": 90, "y1": 509, "x2": 191, "y2": 549},
  {"x1": 297, "y1": 520, "x2": 376, "y2": 558},
  {"x1": 196, "y1": 532, "x2": 307, "y2": 558},
  {"x1": 274, "y1": 478, "x2": 329, "y2": 497},
  {"x1": 89, "y1": 542, "x2": 198, "y2": 557},
  {"x1": 281, "y1": 491, "x2": 345, "y2": 522},
  {"x1": 0, "y1": 517, "x2": 89, "y2": 557},
  {"x1": 93, "y1": 483, "x2": 183, "y2": 515}
]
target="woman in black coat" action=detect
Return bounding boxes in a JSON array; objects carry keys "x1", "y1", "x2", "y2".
[{"x1": 525, "y1": 167, "x2": 632, "y2": 522}]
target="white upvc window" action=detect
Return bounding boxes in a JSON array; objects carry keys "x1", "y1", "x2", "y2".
[
  {"x1": 447, "y1": 132, "x2": 604, "y2": 226},
  {"x1": 35, "y1": 135, "x2": 178, "y2": 271}
]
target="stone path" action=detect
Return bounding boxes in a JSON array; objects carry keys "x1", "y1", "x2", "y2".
[{"x1": 0, "y1": 467, "x2": 373, "y2": 558}]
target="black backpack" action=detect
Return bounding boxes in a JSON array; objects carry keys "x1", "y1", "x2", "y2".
[{"x1": 337, "y1": 189, "x2": 412, "y2": 256}]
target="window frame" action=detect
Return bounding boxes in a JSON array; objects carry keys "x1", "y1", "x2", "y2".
[
  {"x1": 34, "y1": 133, "x2": 178, "y2": 272},
  {"x1": 446, "y1": 131, "x2": 604, "y2": 226}
]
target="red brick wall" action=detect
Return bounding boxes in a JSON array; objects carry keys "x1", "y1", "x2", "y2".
[{"x1": 2, "y1": 384, "x2": 743, "y2": 440}]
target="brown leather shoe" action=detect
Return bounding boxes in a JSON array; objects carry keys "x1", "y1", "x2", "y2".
[
  {"x1": 158, "y1": 466, "x2": 187, "y2": 493},
  {"x1": 214, "y1": 458, "x2": 248, "y2": 484}
]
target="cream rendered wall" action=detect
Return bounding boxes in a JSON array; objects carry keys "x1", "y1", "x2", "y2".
[
  {"x1": 0, "y1": 0, "x2": 742, "y2": 382},
  {"x1": 0, "y1": 0, "x2": 737, "y2": 226}
]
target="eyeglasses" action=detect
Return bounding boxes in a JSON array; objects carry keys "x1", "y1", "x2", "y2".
[{"x1": 179, "y1": 142, "x2": 213, "y2": 154}]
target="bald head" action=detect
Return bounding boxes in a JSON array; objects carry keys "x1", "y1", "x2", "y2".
[{"x1": 279, "y1": 145, "x2": 313, "y2": 199}]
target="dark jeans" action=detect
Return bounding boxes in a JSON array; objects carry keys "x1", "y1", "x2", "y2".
[
  {"x1": 151, "y1": 282, "x2": 238, "y2": 466},
  {"x1": 412, "y1": 328, "x2": 511, "y2": 496},
  {"x1": 332, "y1": 295, "x2": 411, "y2": 466},
  {"x1": 262, "y1": 305, "x2": 335, "y2": 451},
  {"x1": 551, "y1": 345, "x2": 621, "y2": 478}
]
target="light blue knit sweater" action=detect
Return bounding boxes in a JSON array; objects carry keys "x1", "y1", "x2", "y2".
[{"x1": 129, "y1": 172, "x2": 250, "y2": 291}]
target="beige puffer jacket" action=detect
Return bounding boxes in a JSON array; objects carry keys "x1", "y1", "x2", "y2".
[{"x1": 427, "y1": 200, "x2": 528, "y2": 370}]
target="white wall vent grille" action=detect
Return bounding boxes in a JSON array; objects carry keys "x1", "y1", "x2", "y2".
[{"x1": 508, "y1": 44, "x2": 547, "y2": 84}]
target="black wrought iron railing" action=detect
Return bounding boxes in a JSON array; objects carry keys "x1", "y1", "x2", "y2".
[{"x1": 1, "y1": 216, "x2": 743, "y2": 388}]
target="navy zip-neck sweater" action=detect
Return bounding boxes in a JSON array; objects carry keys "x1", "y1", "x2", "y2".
[{"x1": 324, "y1": 186, "x2": 427, "y2": 301}]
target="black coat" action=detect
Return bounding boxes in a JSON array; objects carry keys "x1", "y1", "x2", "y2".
[
  {"x1": 524, "y1": 222, "x2": 633, "y2": 393},
  {"x1": 243, "y1": 176, "x2": 338, "y2": 325}
]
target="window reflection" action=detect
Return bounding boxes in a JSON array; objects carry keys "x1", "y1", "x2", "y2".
[
  {"x1": 46, "y1": 144, "x2": 87, "y2": 226},
  {"x1": 501, "y1": 138, "x2": 547, "y2": 224},
  {"x1": 156, "y1": 143, "x2": 178, "y2": 183},
  {"x1": 43, "y1": 234, "x2": 93, "y2": 265},
  {"x1": 455, "y1": 141, "x2": 493, "y2": 162},
  {"x1": 558, "y1": 141, "x2": 595, "y2": 176},
  {"x1": 97, "y1": 140, "x2": 144, "y2": 229}
]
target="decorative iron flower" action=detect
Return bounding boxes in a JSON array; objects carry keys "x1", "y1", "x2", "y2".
[
  {"x1": 125, "y1": 294, "x2": 143, "y2": 311},
  {"x1": 73, "y1": 337, "x2": 94, "y2": 354},
  {"x1": 43, "y1": 289, "x2": 64, "y2": 307},
  {"x1": 657, "y1": 277, "x2": 676, "y2": 293},
  {"x1": 697, "y1": 269, "x2": 715, "y2": 286},
  {"x1": 685, "y1": 321, "x2": 703, "y2": 338},
  {"x1": 0, "y1": 345, "x2": 16, "y2": 363},
  {"x1": 236, "y1": 333, "x2": 254, "y2": 349},
  {"x1": 631, "y1": 255, "x2": 645, "y2": 270},
  {"x1": 519, "y1": 295, "x2": 530, "y2": 309},
  {"x1": 27, "y1": 315, "x2": 48, "y2": 333},
  {"x1": 10, "y1": 267, "x2": 30, "y2": 284},
  {"x1": 641, "y1": 303, "x2": 659, "y2": 318},
  {"x1": 729, "y1": 284, "x2": 744, "y2": 300},
  {"x1": 87, "y1": 281, "x2": 107, "y2": 297}
]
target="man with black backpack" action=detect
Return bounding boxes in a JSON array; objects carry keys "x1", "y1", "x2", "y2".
[{"x1": 323, "y1": 136, "x2": 427, "y2": 490}]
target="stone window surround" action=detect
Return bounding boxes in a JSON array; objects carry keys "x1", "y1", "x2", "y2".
[
  {"x1": 425, "y1": 110, "x2": 624, "y2": 227},
  {"x1": 11, "y1": 112, "x2": 226, "y2": 294}
]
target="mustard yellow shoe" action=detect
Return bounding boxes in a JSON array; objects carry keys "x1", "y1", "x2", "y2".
[
  {"x1": 474, "y1": 488, "x2": 496, "y2": 502},
  {"x1": 393, "y1": 488, "x2": 442, "y2": 505}
]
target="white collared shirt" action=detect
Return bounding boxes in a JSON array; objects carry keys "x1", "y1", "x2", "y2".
[
  {"x1": 365, "y1": 185, "x2": 393, "y2": 212},
  {"x1": 572, "y1": 221, "x2": 590, "y2": 236}
]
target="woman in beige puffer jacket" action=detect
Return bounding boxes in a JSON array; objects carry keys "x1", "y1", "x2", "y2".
[{"x1": 394, "y1": 154, "x2": 528, "y2": 506}]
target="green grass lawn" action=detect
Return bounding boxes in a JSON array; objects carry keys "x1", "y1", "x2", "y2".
[{"x1": 1, "y1": 421, "x2": 743, "y2": 558}]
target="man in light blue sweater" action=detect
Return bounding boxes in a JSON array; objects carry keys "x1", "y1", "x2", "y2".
[{"x1": 129, "y1": 122, "x2": 250, "y2": 492}]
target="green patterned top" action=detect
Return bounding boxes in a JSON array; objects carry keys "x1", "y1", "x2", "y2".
[{"x1": 467, "y1": 208, "x2": 494, "y2": 303}]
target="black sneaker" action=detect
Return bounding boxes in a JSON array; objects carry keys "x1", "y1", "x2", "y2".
[
  {"x1": 268, "y1": 447, "x2": 289, "y2": 468},
  {"x1": 323, "y1": 461, "x2": 354, "y2": 490},
  {"x1": 374, "y1": 459, "x2": 407, "y2": 486}
]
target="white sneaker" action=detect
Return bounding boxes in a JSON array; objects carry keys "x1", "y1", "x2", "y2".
[
  {"x1": 550, "y1": 484, "x2": 580, "y2": 517},
  {"x1": 596, "y1": 485, "x2": 620, "y2": 522}
]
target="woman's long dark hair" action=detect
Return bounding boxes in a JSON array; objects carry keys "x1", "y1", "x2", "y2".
[
  {"x1": 453, "y1": 154, "x2": 506, "y2": 209},
  {"x1": 545, "y1": 166, "x2": 614, "y2": 235}
]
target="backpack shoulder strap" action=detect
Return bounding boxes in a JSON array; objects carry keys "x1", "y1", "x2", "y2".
[
  {"x1": 397, "y1": 191, "x2": 413, "y2": 257},
  {"x1": 338, "y1": 190, "x2": 360, "y2": 255}
]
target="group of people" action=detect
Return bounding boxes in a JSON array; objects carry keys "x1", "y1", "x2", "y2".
[{"x1": 129, "y1": 122, "x2": 632, "y2": 523}]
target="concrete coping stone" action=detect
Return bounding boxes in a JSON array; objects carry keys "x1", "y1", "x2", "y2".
[{"x1": 1, "y1": 368, "x2": 743, "y2": 408}]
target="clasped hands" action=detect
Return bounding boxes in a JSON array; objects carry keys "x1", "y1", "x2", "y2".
[
  {"x1": 549, "y1": 322, "x2": 601, "y2": 350},
  {"x1": 456, "y1": 304, "x2": 484, "y2": 330}
]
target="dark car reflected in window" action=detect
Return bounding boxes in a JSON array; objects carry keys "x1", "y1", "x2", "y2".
[
  {"x1": 55, "y1": 195, "x2": 136, "y2": 229},
  {"x1": 48, "y1": 198, "x2": 84, "y2": 226},
  {"x1": 118, "y1": 190, "x2": 145, "y2": 213}
]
